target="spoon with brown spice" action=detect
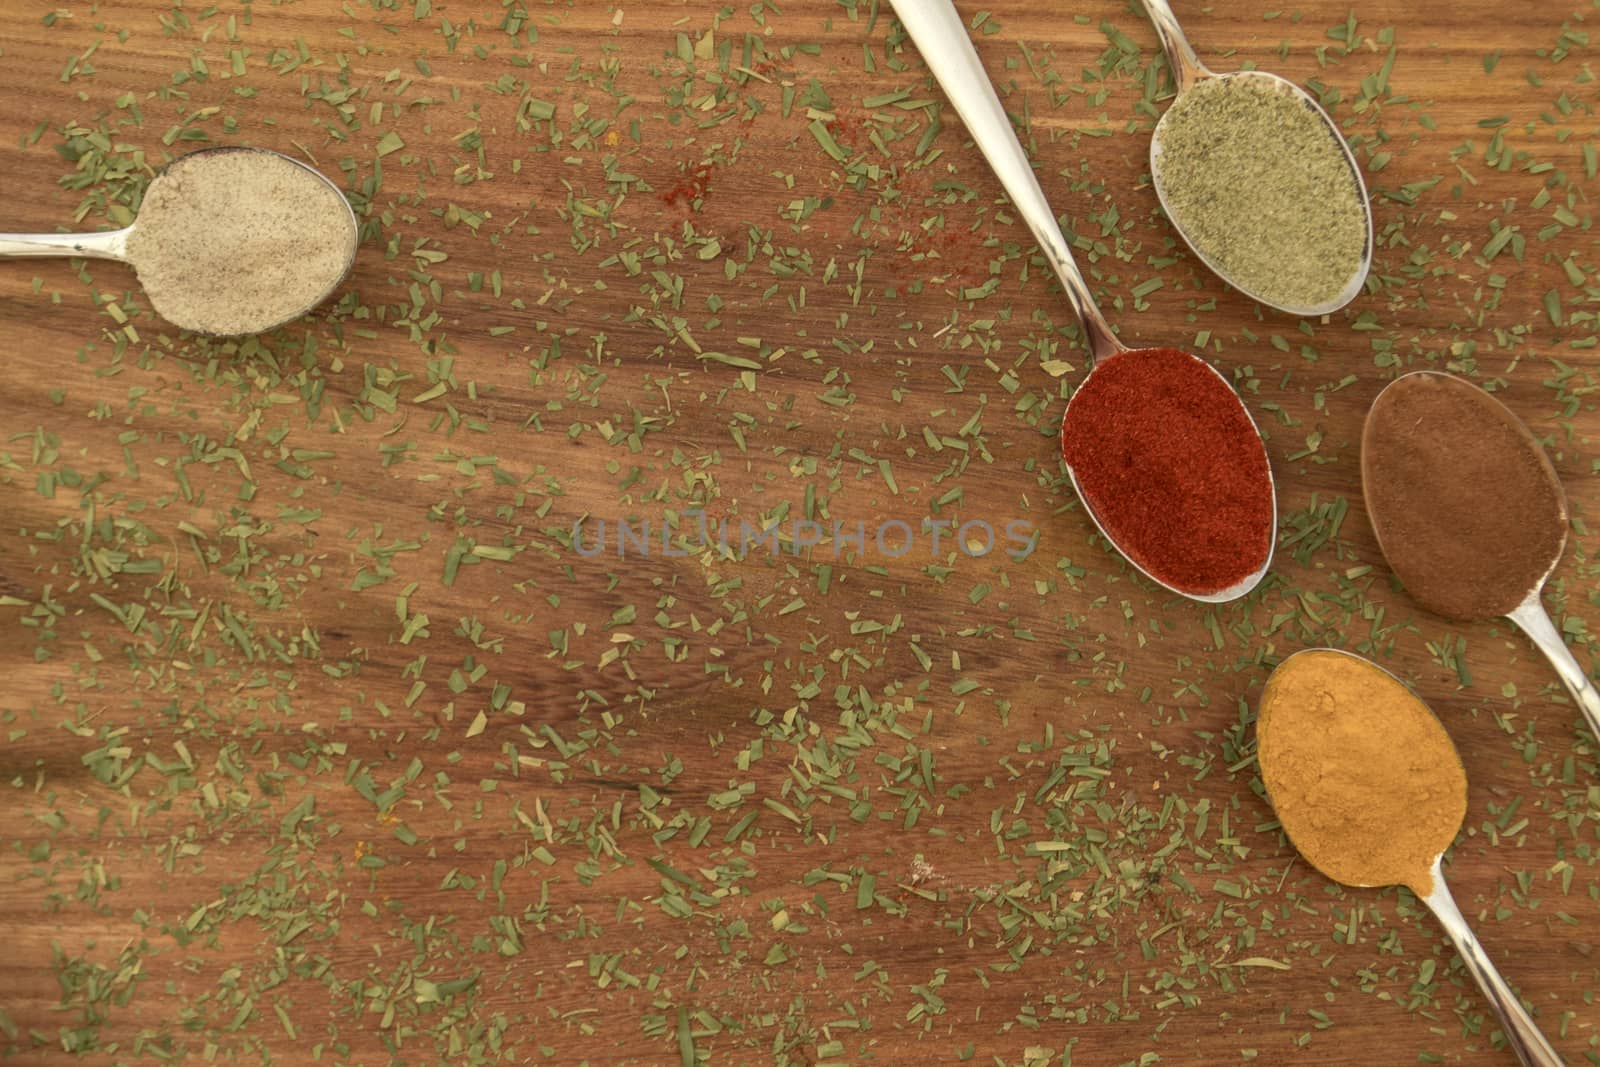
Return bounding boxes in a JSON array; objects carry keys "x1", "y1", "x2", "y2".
[
  {"x1": 1139, "y1": 0, "x2": 1373, "y2": 315},
  {"x1": 1259, "y1": 649, "x2": 1564, "y2": 1067},
  {"x1": 886, "y1": 0, "x2": 1277, "y2": 603},
  {"x1": 1362, "y1": 371, "x2": 1600, "y2": 746},
  {"x1": 0, "y1": 145, "x2": 358, "y2": 336}
]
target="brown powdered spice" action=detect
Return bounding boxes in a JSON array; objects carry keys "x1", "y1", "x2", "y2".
[
  {"x1": 126, "y1": 147, "x2": 357, "y2": 335},
  {"x1": 1257, "y1": 649, "x2": 1466, "y2": 896},
  {"x1": 1361, "y1": 372, "x2": 1567, "y2": 620}
]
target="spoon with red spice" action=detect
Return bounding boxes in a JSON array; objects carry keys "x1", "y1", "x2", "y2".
[{"x1": 887, "y1": 0, "x2": 1277, "y2": 601}]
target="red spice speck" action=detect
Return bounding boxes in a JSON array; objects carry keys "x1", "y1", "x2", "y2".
[
  {"x1": 825, "y1": 108, "x2": 868, "y2": 149},
  {"x1": 1060, "y1": 347, "x2": 1274, "y2": 595},
  {"x1": 660, "y1": 162, "x2": 715, "y2": 208},
  {"x1": 883, "y1": 169, "x2": 989, "y2": 285},
  {"x1": 915, "y1": 227, "x2": 987, "y2": 286}
]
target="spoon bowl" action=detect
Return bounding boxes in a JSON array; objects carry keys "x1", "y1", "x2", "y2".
[
  {"x1": 1361, "y1": 371, "x2": 1600, "y2": 746},
  {"x1": 1061, "y1": 347, "x2": 1277, "y2": 602},
  {"x1": 1141, "y1": 0, "x2": 1374, "y2": 315},
  {"x1": 0, "y1": 145, "x2": 358, "y2": 336},
  {"x1": 1259, "y1": 648, "x2": 1565, "y2": 1067},
  {"x1": 887, "y1": 0, "x2": 1276, "y2": 602}
]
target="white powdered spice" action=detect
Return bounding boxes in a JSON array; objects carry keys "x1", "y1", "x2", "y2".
[{"x1": 126, "y1": 148, "x2": 357, "y2": 335}]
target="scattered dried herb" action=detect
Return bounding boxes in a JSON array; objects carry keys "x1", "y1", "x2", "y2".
[{"x1": 0, "y1": 4, "x2": 1595, "y2": 1065}]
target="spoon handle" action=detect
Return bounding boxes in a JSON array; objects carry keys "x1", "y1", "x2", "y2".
[
  {"x1": 1422, "y1": 859, "x2": 1565, "y2": 1067},
  {"x1": 1138, "y1": 0, "x2": 1211, "y2": 95},
  {"x1": 1508, "y1": 593, "x2": 1600, "y2": 747},
  {"x1": 884, "y1": 0, "x2": 1124, "y2": 363},
  {"x1": 0, "y1": 229, "x2": 129, "y2": 261}
]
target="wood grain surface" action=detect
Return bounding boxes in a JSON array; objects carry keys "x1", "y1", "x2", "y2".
[{"x1": 1, "y1": 0, "x2": 1597, "y2": 1064}]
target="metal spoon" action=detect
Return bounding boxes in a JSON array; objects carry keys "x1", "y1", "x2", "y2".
[
  {"x1": 1362, "y1": 371, "x2": 1600, "y2": 746},
  {"x1": 1140, "y1": 0, "x2": 1374, "y2": 316},
  {"x1": 1259, "y1": 649, "x2": 1564, "y2": 1067},
  {"x1": 887, "y1": 0, "x2": 1275, "y2": 603},
  {"x1": 0, "y1": 146, "x2": 358, "y2": 336}
]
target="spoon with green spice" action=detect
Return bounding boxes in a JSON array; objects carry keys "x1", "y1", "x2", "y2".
[
  {"x1": 886, "y1": 0, "x2": 1277, "y2": 603},
  {"x1": 1139, "y1": 0, "x2": 1374, "y2": 316},
  {"x1": 0, "y1": 145, "x2": 358, "y2": 336}
]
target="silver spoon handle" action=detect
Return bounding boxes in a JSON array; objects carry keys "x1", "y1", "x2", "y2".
[
  {"x1": 0, "y1": 229, "x2": 129, "y2": 260},
  {"x1": 1422, "y1": 859, "x2": 1565, "y2": 1067},
  {"x1": 886, "y1": 0, "x2": 1123, "y2": 363},
  {"x1": 1508, "y1": 593, "x2": 1600, "y2": 746},
  {"x1": 1138, "y1": 0, "x2": 1211, "y2": 95}
]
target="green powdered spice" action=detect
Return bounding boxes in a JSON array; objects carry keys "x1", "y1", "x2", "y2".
[{"x1": 1152, "y1": 74, "x2": 1368, "y2": 312}]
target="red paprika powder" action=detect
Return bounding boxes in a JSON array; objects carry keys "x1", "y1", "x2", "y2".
[{"x1": 1060, "y1": 347, "x2": 1274, "y2": 595}]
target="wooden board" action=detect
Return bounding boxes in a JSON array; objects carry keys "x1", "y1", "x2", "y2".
[{"x1": 1, "y1": 0, "x2": 1596, "y2": 1063}]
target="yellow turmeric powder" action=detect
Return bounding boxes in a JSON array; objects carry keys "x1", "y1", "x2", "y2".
[{"x1": 1256, "y1": 649, "x2": 1467, "y2": 896}]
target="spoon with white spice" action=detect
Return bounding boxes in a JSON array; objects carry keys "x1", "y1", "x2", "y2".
[
  {"x1": 1140, "y1": 0, "x2": 1374, "y2": 315},
  {"x1": 0, "y1": 146, "x2": 358, "y2": 336},
  {"x1": 885, "y1": 0, "x2": 1277, "y2": 603}
]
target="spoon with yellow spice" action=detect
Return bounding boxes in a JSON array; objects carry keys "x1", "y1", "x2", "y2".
[{"x1": 1257, "y1": 649, "x2": 1564, "y2": 1067}]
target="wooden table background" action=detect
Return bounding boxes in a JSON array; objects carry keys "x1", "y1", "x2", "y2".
[{"x1": 1, "y1": 0, "x2": 1597, "y2": 1063}]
